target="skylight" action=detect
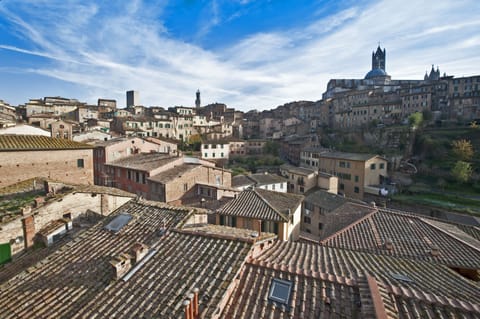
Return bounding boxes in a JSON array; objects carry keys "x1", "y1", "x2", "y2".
[
  {"x1": 390, "y1": 273, "x2": 414, "y2": 283},
  {"x1": 104, "y1": 213, "x2": 133, "y2": 234},
  {"x1": 268, "y1": 278, "x2": 293, "y2": 306}
]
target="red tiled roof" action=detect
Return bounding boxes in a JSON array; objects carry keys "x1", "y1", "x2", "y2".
[
  {"x1": 217, "y1": 188, "x2": 303, "y2": 222},
  {"x1": 321, "y1": 208, "x2": 480, "y2": 269},
  {"x1": 0, "y1": 200, "x2": 263, "y2": 319},
  {"x1": 0, "y1": 135, "x2": 93, "y2": 151},
  {"x1": 222, "y1": 241, "x2": 480, "y2": 318}
]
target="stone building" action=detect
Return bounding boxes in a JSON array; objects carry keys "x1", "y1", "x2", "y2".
[
  {"x1": 216, "y1": 188, "x2": 304, "y2": 241},
  {"x1": 300, "y1": 149, "x2": 387, "y2": 199},
  {"x1": 0, "y1": 135, "x2": 94, "y2": 187},
  {"x1": 92, "y1": 137, "x2": 168, "y2": 186},
  {"x1": 0, "y1": 183, "x2": 134, "y2": 259}
]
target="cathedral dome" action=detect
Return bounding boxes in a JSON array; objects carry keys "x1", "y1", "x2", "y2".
[{"x1": 365, "y1": 68, "x2": 387, "y2": 79}]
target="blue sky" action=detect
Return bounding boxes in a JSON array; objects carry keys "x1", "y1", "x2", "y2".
[{"x1": 0, "y1": 0, "x2": 479, "y2": 111}]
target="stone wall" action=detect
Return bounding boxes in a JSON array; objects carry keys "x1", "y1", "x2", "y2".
[{"x1": 0, "y1": 149, "x2": 94, "y2": 188}]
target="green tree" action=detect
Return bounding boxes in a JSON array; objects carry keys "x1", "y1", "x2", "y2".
[
  {"x1": 451, "y1": 139, "x2": 474, "y2": 161},
  {"x1": 451, "y1": 161, "x2": 473, "y2": 183},
  {"x1": 263, "y1": 141, "x2": 280, "y2": 156},
  {"x1": 408, "y1": 112, "x2": 423, "y2": 129}
]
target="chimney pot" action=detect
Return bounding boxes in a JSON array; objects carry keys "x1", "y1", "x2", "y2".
[
  {"x1": 183, "y1": 300, "x2": 191, "y2": 319},
  {"x1": 193, "y1": 288, "x2": 199, "y2": 317}
]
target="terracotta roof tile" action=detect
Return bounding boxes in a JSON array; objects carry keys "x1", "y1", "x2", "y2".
[
  {"x1": 222, "y1": 241, "x2": 480, "y2": 318},
  {"x1": 0, "y1": 135, "x2": 93, "y2": 151},
  {"x1": 321, "y1": 208, "x2": 480, "y2": 269},
  {"x1": 217, "y1": 188, "x2": 303, "y2": 222},
  {"x1": 0, "y1": 200, "x2": 258, "y2": 319}
]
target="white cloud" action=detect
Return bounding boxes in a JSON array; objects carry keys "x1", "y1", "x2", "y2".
[{"x1": 0, "y1": 0, "x2": 479, "y2": 110}]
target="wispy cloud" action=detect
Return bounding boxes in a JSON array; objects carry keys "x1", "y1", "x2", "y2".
[{"x1": 0, "y1": 0, "x2": 479, "y2": 110}]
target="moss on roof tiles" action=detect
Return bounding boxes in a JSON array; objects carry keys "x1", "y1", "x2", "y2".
[{"x1": 0, "y1": 135, "x2": 93, "y2": 151}]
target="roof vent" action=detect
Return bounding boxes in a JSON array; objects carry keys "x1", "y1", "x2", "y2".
[
  {"x1": 430, "y1": 245, "x2": 440, "y2": 257},
  {"x1": 250, "y1": 231, "x2": 259, "y2": 238},
  {"x1": 383, "y1": 238, "x2": 393, "y2": 250}
]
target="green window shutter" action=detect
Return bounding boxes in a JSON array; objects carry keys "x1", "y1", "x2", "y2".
[{"x1": 0, "y1": 243, "x2": 12, "y2": 265}]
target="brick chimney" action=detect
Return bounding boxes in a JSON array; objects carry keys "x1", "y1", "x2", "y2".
[
  {"x1": 22, "y1": 215, "x2": 35, "y2": 248},
  {"x1": 131, "y1": 242, "x2": 149, "y2": 264},
  {"x1": 110, "y1": 253, "x2": 132, "y2": 280}
]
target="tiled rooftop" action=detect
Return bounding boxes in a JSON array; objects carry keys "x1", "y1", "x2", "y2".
[
  {"x1": 304, "y1": 189, "x2": 349, "y2": 211},
  {"x1": 107, "y1": 152, "x2": 178, "y2": 171},
  {"x1": 217, "y1": 188, "x2": 303, "y2": 222},
  {"x1": 321, "y1": 208, "x2": 480, "y2": 270},
  {"x1": 222, "y1": 241, "x2": 480, "y2": 318},
  {"x1": 0, "y1": 200, "x2": 264, "y2": 319},
  {"x1": 148, "y1": 163, "x2": 201, "y2": 183},
  {"x1": 317, "y1": 151, "x2": 382, "y2": 161},
  {"x1": 0, "y1": 135, "x2": 93, "y2": 151},
  {"x1": 248, "y1": 172, "x2": 287, "y2": 186},
  {"x1": 280, "y1": 164, "x2": 316, "y2": 176},
  {"x1": 232, "y1": 175, "x2": 255, "y2": 188}
]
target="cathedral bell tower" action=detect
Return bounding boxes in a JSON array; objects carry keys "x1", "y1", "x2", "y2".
[{"x1": 372, "y1": 45, "x2": 386, "y2": 72}]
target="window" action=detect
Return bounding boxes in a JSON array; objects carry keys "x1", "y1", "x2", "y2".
[
  {"x1": 128, "y1": 170, "x2": 132, "y2": 180},
  {"x1": 354, "y1": 186, "x2": 359, "y2": 193},
  {"x1": 261, "y1": 221, "x2": 279, "y2": 234},
  {"x1": 355, "y1": 175, "x2": 359, "y2": 182},
  {"x1": 370, "y1": 163, "x2": 376, "y2": 170},
  {"x1": 221, "y1": 152, "x2": 224, "y2": 157},
  {"x1": 136, "y1": 172, "x2": 140, "y2": 183},
  {"x1": 184, "y1": 183, "x2": 188, "y2": 192},
  {"x1": 212, "y1": 153, "x2": 216, "y2": 158},
  {"x1": 380, "y1": 163, "x2": 385, "y2": 169},
  {"x1": 204, "y1": 153, "x2": 208, "y2": 158},
  {"x1": 340, "y1": 183, "x2": 345, "y2": 190},
  {"x1": 318, "y1": 223, "x2": 323, "y2": 230},
  {"x1": 77, "y1": 159, "x2": 84, "y2": 168},
  {"x1": 299, "y1": 186, "x2": 304, "y2": 193},
  {"x1": 339, "y1": 161, "x2": 346, "y2": 168},
  {"x1": 272, "y1": 184, "x2": 275, "y2": 190},
  {"x1": 303, "y1": 216, "x2": 311, "y2": 224},
  {"x1": 268, "y1": 278, "x2": 293, "y2": 306}
]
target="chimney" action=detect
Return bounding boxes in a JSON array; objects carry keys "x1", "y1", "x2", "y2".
[
  {"x1": 131, "y1": 242, "x2": 149, "y2": 264},
  {"x1": 383, "y1": 238, "x2": 393, "y2": 250},
  {"x1": 183, "y1": 300, "x2": 191, "y2": 319},
  {"x1": 110, "y1": 253, "x2": 132, "y2": 280},
  {"x1": 187, "y1": 293, "x2": 194, "y2": 319},
  {"x1": 22, "y1": 206, "x2": 32, "y2": 216},
  {"x1": 193, "y1": 288, "x2": 199, "y2": 317}
]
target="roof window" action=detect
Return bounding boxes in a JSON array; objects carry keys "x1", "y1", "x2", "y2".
[
  {"x1": 390, "y1": 273, "x2": 414, "y2": 283},
  {"x1": 268, "y1": 278, "x2": 293, "y2": 306},
  {"x1": 104, "y1": 213, "x2": 133, "y2": 234}
]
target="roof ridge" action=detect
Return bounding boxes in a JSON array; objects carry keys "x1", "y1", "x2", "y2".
[
  {"x1": 252, "y1": 189, "x2": 289, "y2": 222},
  {"x1": 365, "y1": 275, "x2": 390, "y2": 319},
  {"x1": 419, "y1": 218, "x2": 480, "y2": 254},
  {"x1": 384, "y1": 281, "x2": 480, "y2": 313},
  {"x1": 320, "y1": 207, "x2": 378, "y2": 244}
]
